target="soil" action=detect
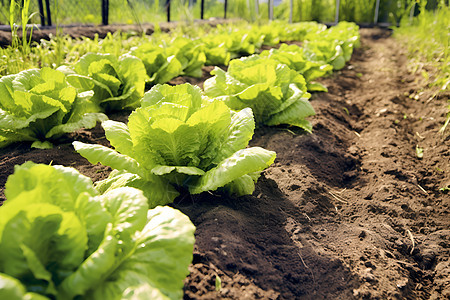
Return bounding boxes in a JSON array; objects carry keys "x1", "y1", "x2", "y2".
[
  {"x1": 0, "y1": 19, "x2": 235, "y2": 48},
  {"x1": 0, "y1": 28, "x2": 449, "y2": 299}
]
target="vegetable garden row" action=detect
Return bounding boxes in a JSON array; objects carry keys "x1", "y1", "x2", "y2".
[{"x1": 0, "y1": 21, "x2": 360, "y2": 299}]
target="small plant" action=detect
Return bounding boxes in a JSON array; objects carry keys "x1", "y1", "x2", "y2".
[
  {"x1": 439, "y1": 186, "x2": 450, "y2": 193},
  {"x1": 0, "y1": 0, "x2": 37, "y2": 75}
]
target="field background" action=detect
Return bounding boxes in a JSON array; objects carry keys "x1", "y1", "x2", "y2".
[{"x1": 0, "y1": 0, "x2": 445, "y2": 26}]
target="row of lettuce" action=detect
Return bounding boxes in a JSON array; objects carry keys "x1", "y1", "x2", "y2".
[
  {"x1": 0, "y1": 21, "x2": 360, "y2": 299},
  {"x1": 0, "y1": 21, "x2": 359, "y2": 149}
]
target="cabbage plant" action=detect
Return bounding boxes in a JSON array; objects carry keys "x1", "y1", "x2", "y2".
[
  {"x1": 204, "y1": 55, "x2": 316, "y2": 132},
  {"x1": 64, "y1": 53, "x2": 147, "y2": 113},
  {"x1": 0, "y1": 67, "x2": 107, "y2": 149},
  {"x1": 73, "y1": 84, "x2": 276, "y2": 206},
  {"x1": 0, "y1": 162, "x2": 195, "y2": 300}
]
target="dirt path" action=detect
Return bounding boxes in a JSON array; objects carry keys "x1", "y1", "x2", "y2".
[
  {"x1": 177, "y1": 29, "x2": 450, "y2": 299},
  {"x1": 0, "y1": 29, "x2": 448, "y2": 299}
]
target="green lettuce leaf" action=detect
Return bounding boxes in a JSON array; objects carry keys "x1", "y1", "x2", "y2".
[
  {"x1": 0, "y1": 273, "x2": 49, "y2": 300},
  {"x1": 190, "y1": 147, "x2": 276, "y2": 195},
  {"x1": 73, "y1": 141, "x2": 141, "y2": 175},
  {"x1": 94, "y1": 170, "x2": 180, "y2": 208},
  {"x1": 4, "y1": 162, "x2": 108, "y2": 255},
  {"x1": 84, "y1": 206, "x2": 195, "y2": 300}
]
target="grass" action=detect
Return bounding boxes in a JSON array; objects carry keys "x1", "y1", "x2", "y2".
[
  {"x1": 0, "y1": 0, "x2": 36, "y2": 75},
  {"x1": 393, "y1": 1, "x2": 449, "y2": 133}
]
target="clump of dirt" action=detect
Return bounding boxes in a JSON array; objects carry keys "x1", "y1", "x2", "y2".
[{"x1": 0, "y1": 28, "x2": 448, "y2": 299}]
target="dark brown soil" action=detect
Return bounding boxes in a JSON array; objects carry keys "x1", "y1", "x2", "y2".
[
  {"x1": 0, "y1": 19, "x2": 235, "y2": 47},
  {"x1": 0, "y1": 28, "x2": 449, "y2": 299}
]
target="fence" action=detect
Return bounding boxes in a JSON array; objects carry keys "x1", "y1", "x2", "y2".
[{"x1": 0, "y1": 0, "x2": 437, "y2": 27}]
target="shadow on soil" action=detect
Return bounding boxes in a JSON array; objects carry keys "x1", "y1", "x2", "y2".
[{"x1": 174, "y1": 176, "x2": 361, "y2": 299}]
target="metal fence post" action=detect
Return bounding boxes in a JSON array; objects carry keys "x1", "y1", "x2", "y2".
[
  {"x1": 289, "y1": 0, "x2": 293, "y2": 23},
  {"x1": 45, "y1": 0, "x2": 52, "y2": 26},
  {"x1": 37, "y1": 0, "x2": 45, "y2": 26},
  {"x1": 409, "y1": 2, "x2": 416, "y2": 23},
  {"x1": 200, "y1": 0, "x2": 205, "y2": 19},
  {"x1": 102, "y1": 0, "x2": 109, "y2": 25},
  {"x1": 165, "y1": 0, "x2": 171, "y2": 22},
  {"x1": 224, "y1": 0, "x2": 228, "y2": 19},
  {"x1": 268, "y1": 0, "x2": 273, "y2": 20},
  {"x1": 374, "y1": 0, "x2": 380, "y2": 24},
  {"x1": 335, "y1": 0, "x2": 340, "y2": 24}
]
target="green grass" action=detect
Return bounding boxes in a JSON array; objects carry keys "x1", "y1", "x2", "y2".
[
  {"x1": 0, "y1": 0, "x2": 36, "y2": 75},
  {"x1": 394, "y1": 1, "x2": 449, "y2": 133}
]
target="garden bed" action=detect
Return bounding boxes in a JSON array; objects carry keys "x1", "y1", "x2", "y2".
[
  {"x1": 0, "y1": 28, "x2": 448, "y2": 299},
  {"x1": 0, "y1": 19, "x2": 234, "y2": 47}
]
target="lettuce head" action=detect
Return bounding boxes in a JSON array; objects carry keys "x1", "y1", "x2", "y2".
[
  {"x1": 64, "y1": 53, "x2": 146, "y2": 113},
  {"x1": 0, "y1": 162, "x2": 195, "y2": 300},
  {"x1": 204, "y1": 55, "x2": 316, "y2": 132},
  {"x1": 73, "y1": 83, "x2": 276, "y2": 206},
  {"x1": 0, "y1": 67, "x2": 107, "y2": 149}
]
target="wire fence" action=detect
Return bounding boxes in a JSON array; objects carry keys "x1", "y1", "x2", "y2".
[
  {"x1": 0, "y1": 0, "x2": 443, "y2": 27},
  {"x1": 0, "y1": 0, "x2": 157, "y2": 26}
]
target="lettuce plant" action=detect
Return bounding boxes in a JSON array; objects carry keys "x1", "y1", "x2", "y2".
[
  {"x1": 131, "y1": 43, "x2": 183, "y2": 85},
  {"x1": 166, "y1": 37, "x2": 206, "y2": 78},
  {"x1": 260, "y1": 44, "x2": 333, "y2": 92},
  {"x1": 0, "y1": 162, "x2": 195, "y2": 300},
  {"x1": 223, "y1": 31, "x2": 259, "y2": 59},
  {"x1": 73, "y1": 84, "x2": 276, "y2": 206},
  {"x1": 64, "y1": 53, "x2": 147, "y2": 113},
  {"x1": 131, "y1": 38, "x2": 205, "y2": 84},
  {"x1": 326, "y1": 22, "x2": 360, "y2": 61},
  {"x1": 200, "y1": 29, "x2": 264, "y2": 66},
  {"x1": 277, "y1": 21, "x2": 327, "y2": 42},
  {"x1": 199, "y1": 36, "x2": 230, "y2": 66},
  {"x1": 302, "y1": 39, "x2": 347, "y2": 70},
  {"x1": 0, "y1": 67, "x2": 107, "y2": 149},
  {"x1": 303, "y1": 21, "x2": 360, "y2": 70},
  {"x1": 204, "y1": 55, "x2": 316, "y2": 132}
]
